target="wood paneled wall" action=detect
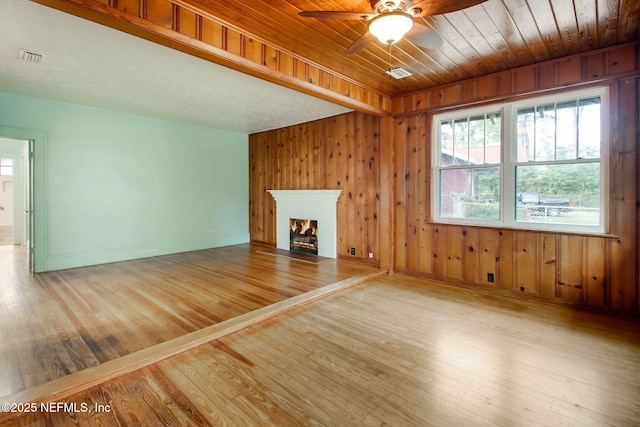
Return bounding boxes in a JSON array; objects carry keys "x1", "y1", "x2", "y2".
[
  {"x1": 249, "y1": 112, "x2": 382, "y2": 264},
  {"x1": 249, "y1": 43, "x2": 638, "y2": 313},
  {"x1": 392, "y1": 43, "x2": 640, "y2": 116},
  {"x1": 393, "y1": 43, "x2": 639, "y2": 313}
]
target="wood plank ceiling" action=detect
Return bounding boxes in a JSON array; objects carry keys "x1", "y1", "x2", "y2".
[
  {"x1": 35, "y1": 0, "x2": 640, "y2": 100},
  {"x1": 166, "y1": 0, "x2": 640, "y2": 96}
]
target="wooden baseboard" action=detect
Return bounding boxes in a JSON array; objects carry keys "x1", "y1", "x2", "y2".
[{"x1": 394, "y1": 267, "x2": 639, "y2": 318}]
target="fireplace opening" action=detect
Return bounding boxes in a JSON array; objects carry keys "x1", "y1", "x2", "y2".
[{"x1": 290, "y1": 218, "x2": 318, "y2": 255}]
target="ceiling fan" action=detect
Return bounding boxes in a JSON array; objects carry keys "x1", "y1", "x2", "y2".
[{"x1": 299, "y1": 0, "x2": 488, "y2": 54}]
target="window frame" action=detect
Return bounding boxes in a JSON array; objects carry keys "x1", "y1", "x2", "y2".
[{"x1": 432, "y1": 87, "x2": 609, "y2": 234}]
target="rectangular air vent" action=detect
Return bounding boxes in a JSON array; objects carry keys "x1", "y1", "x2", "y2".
[
  {"x1": 19, "y1": 48, "x2": 44, "y2": 64},
  {"x1": 385, "y1": 67, "x2": 412, "y2": 79}
]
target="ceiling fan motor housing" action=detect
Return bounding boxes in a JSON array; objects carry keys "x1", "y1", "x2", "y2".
[{"x1": 372, "y1": 0, "x2": 414, "y2": 14}]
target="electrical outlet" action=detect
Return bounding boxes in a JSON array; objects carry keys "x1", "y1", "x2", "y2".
[
  {"x1": 96, "y1": 236, "x2": 103, "y2": 245},
  {"x1": 487, "y1": 273, "x2": 494, "y2": 283},
  {"x1": 210, "y1": 228, "x2": 217, "y2": 233},
  {"x1": 350, "y1": 247, "x2": 356, "y2": 255},
  {"x1": 369, "y1": 252, "x2": 374, "y2": 259}
]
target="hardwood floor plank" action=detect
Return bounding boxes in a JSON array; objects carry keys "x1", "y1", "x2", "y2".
[
  {"x1": 2, "y1": 245, "x2": 639, "y2": 426},
  {"x1": 0, "y1": 244, "x2": 381, "y2": 399},
  {"x1": 0, "y1": 267, "x2": 383, "y2": 423}
]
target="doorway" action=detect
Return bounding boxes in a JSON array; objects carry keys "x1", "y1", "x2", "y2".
[
  {"x1": 0, "y1": 157, "x2": 15, "y2": 245},
  {"x1": 0, "y1": 137, "x2": 30, "y2": 268}
]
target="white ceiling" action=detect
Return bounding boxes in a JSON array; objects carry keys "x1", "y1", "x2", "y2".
[{"x1": 0, "y1": 0, "x2": 351, "y2": 134}]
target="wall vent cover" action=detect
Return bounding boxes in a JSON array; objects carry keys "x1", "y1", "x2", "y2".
[
  {"x1": 19, "y1": 48, "x2": 44, "y2": 64},
  {"x1": 385, "y1": 67, "x2": 412, "y2": 79}
]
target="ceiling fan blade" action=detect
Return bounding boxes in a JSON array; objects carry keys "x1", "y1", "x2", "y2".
[
  {"x1": 346, "y1": 31, "x2": 376, "y2": 54},
  {"x1": 405, "y1": 23, "x2": 443, "y2": 49},
  {"x1": 298, "y1": 11, "x2": 374, "y2": 20},
  {"x1": 411, "y1": 0, "x2": 488, "y2": 17}
]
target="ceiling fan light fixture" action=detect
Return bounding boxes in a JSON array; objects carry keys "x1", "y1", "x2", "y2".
[{"x1": 368, "y1": 11, "x2": 414, "y2": 44}]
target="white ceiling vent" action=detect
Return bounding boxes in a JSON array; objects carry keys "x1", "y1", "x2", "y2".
[
  {"x1": 385, "y1": 67, "x2": 412, "y2": 79},
  {"x1": 19, "y1": 48, "x2": 44, "y2": 64}
]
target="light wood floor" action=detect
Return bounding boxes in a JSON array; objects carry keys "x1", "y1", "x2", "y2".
[
  {"x1": 0, "y1": 244, "x2": 381, "y2": 399},
  {"x1": 0, "y1": 225, "x2": 11, "y2": 246},
  {"x1": 2, "y1": 248, "x2": 640, "y2": 426}
]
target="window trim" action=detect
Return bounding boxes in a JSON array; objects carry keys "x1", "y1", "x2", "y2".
[{"x1": 432, "y1": 87, "x2": 609, "y2": 234}]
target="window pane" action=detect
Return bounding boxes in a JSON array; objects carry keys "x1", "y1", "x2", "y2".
[
  {"x1": 578, "y1": 98, "x2": 601, "y2": 159},
  {"x1": 535, "y1": 104, "x2": 556, "y2": 161},
  {"x1": 556, "y1": 101, "x2": 577, "y2": 160},
  {"x1": 0, "y1": 158, "x2": 12, "y2": 176},
  {"x1": 485, "y1": 113, "x2": 501, "y2": 164},
  {"x1": 518, "y1": 97, "x2": 601, "y2": 163},
  {"x1": 468, "y1": 116, "x2": 485, "y2": 163},
  {"x1": 515, "y1": 163, "x2": 600, "y2": 226},
  {"x1": 453, "y1": 119, "x2": 469, "y2": 165},
  {"x1": 440, "y1": 121, "x2": 453, "y2": 166},
  {"x1": 517, "y1": 108, "x2": 535, "y2": 162},
  {"x1": 440, "y1": 167, "x2": 500, "y2": 220}
]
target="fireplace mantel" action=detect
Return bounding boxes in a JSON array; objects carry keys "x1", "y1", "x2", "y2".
[{"x1": 268, "y1": 190, "x2": 342, "y2": 258}]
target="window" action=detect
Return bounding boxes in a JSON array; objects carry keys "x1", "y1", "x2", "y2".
[
  {"x1": 0, "y1": 158, "x2": 13, "y2": 176},
  {"x1": 433, "y1": 88, "x2": 607, "y2": 233}
]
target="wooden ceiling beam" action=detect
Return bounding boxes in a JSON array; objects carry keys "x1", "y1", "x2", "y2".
[{"x1": 31, "y1": 0, "x2": 392, "y2": 116}]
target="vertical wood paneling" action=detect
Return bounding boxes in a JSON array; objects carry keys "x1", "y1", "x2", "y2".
[
  {"x1": 200, "y1": 19, "x2": 224, "y2": 48},
  {"x1": 176, "y1": 6, "x2": 197, "y2": 39},
  {"x1": 405, "y1": 117, "x2": 420, "y2": 272},
  {"x1": 432, "y1": 224, "x2": 446, "y2": 277},
  {"x1": 637, "y1": 75, "x2": 640, "y2": 313},
  {"x1": 418, "y1": 114, "x2": 432, "y2": 275},
  {"x1": 462, "y1": 227, "x2": 479, "y2": 283},
  {"x1": 248, "y1": 136, "x2": 263, "y2": 242},
  {"x1": 585, "y1": 237, "x2": 606, "y2": 306},
  {"x1": 352, "y1": 113, "x2": 365, "y2": 257},
  {"x1": 477, "y1": 228, "x2": 497, "y2": 286},
  {"x1": 395, "y1": 43, "x2": 639, "y2": 116},
  {"x1": 538, "y1": 234, "x2": 557, "y2": 298},
  {"x1": 513, "y1": 67, "x2": 536, "y2": 94},
  {"x1": 609, "y1": 77, "x2": 638, "y2": 311},
  {"x1": 378, "y1": 116, "x2": 393, "y2": 270},
  {"x1": 390, "y1": 44, "x2": 638, "y2": 313},
  {"x1": 393, "y1": 117, "x2": 407, "y2": 269},
  {"x1": 114, "y1": 0, "x2": 140, "y2": 16},
  {"x1": 497, "y1": 230, "x2": 515, "y2": 290},
  {"x1": 445, "y1": 225, "x2": 463, "y2": 280},
  {"x1": 558, "y1": 235, "x2": 585, "y2": 302},
  {"x1": 244, "y1": 37, "x2": 262, "y2": 64},
  {"x1": 418, "y1": 223, "x2": 434, "y2": 275},
  {"x1": 365, "y1": 114, "x2": 378, "y2": 261},
  {"x1": 556, "y1": 58, "x2": 582, "y2": 85},
  {"x1": 248, "y1": 46, "x2": 637, "y2": 313},
  {"x1": 515, "y1": 232, "x2": 538, "y2": 294},
  {"x1": 537, "y1": 63, "x2": 556, "y2": 88},
  {"x1": 249, "y1": 112, "x2": 381, "y2": 263},
  {"x1": 344, "y1": 113, "x2": 356, "y2": 255}
]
